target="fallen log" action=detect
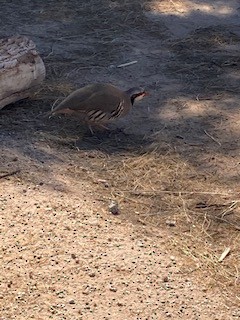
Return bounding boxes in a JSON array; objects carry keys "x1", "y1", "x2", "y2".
[{"x1": 0, "y1": 35, "x2": 46, "y2": 109}]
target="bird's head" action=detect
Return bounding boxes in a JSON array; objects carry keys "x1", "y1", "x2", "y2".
[{"x1": 126, "y1": 87, "x2": 149, "y2": 105}]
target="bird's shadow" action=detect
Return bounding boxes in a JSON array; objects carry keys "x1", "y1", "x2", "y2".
[
  {"x1": 43, "y1": 114, "x2": 153, "y2": 155},
  {"x1": 75, "y1": 128, "x2": 152, "y2": 154}
]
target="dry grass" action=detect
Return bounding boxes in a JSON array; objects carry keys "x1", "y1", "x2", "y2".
[{"x1": 68, "y1": 148, "x2": 240, "y2": 292}]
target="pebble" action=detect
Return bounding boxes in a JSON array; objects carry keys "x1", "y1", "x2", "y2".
[
  {"x1": 166, "y1": 220, "x2": 176, "y2": 227},
  {"x1": 71, "y1": 253, "x2": 77, "y2": 259},
  {"x1": 88, "y1": 272, "x2": 96, "y2": 277},
  {"x1": 69, "y1": 299, "x2": 75, "y2": 305},
  {"x1": 108, "y1": 200, "x2": 119, "y2": 215}
]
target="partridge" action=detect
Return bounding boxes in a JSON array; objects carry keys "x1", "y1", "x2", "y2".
[{"x1": 50, "y1": 83, "x2": 148, "y2": 132}]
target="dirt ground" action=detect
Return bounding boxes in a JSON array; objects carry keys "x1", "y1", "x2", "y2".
[{"x1": 0, "y1": 0, "x2": 240, "y2": 319}]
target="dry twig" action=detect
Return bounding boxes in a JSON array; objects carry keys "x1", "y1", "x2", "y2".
[
  {"x1": 218, "y1": 247, "x2": 231, "y2": 262},
  {"x1": 0, "y1": 169, "x2": 20, "y2": 179},
  {"x1": 117, "y1": 60, "x2": 138, "y2": 68},
  {"x1": 204, "y1": 130, "x2": 221, "y2": 146}
]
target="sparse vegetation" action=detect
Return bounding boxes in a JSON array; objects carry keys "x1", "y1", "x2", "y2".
[{"x1": 0, "y1": 0, "x2": 240, "y2": 319}]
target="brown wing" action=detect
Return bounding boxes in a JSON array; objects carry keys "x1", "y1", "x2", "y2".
[
  {"x1": 51, "y1": 83, "x2": 131, "y2": 121},
  {"x1": 51, "y1": 84, "x2": 100, "y2": 113},
  {"x1": 53, "y1": 84, "x2": 119, "y2": 109}
]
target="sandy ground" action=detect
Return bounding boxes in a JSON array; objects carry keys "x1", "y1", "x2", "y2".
[{"x1": 0, "y1": 1, "x2": 240, "y2": 319}]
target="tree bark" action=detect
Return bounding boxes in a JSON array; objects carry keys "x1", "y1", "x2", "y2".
[{"x1": 0, "y1": 35, "x2": 46, "y2": 109}]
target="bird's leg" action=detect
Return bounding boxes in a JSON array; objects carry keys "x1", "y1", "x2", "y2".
[
  {"x1": 87, "y1": 121, "x2": 110, "y2": 135},
  {"x1": 98, "y1": 123, "x2": 110, "y2": 131},
  {"x1": 88, "y1": 124, "x2": 95, "y2": 135}
]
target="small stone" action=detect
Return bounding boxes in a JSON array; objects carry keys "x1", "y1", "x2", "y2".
[
  {"x1": 137, "y1": 241, "x2": 144, "y2": 247},
  {"x1": 69, "y1": 299, "x2": 75, "y2": 304},
  {"x1": 57, "y1": 291, "x2": 65, "y2": 298},
  {"x1": 54, "y1": 184, "x2": 66, "y2": 192},
  {"x1": 163, "y1": 276, "x2": 169, "y2": 282},
  {"x1": 89, "y1": 272, "x2": 96, "y2": 277},
  {"x1": 108, "y1": 200, "x2": 119, "y2": 215},
  {"x1": 71, "y1": 253, "x2": 77, "y2": 259},
  {"x1": 109, "y1": 286, "x2": 117, "y2": 292},
  {"x1": 166, "y1": 220, "x2": 176, "y2": 227},
  {"x1": 97, "y1": 179, "x2": 109, "y2": 187}
]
